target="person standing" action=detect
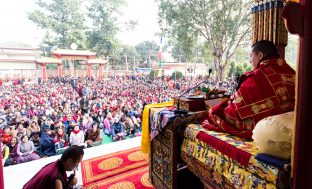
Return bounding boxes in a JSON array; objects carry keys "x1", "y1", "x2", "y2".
[{"x1": 23, "y1": 145, "x2": 84, "y2": 189}]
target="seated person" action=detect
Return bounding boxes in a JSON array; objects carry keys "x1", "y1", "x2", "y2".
[
  {"x1": 132, "y1": 117, "x2": 142, "y2": 136},
  {"x1": 103, "y1": 112, "x2": 112, "y2": 135},
  {"x1": 29, "y1": 130, "x2": 40, "y2": 151},
  {"x1": 39, "y1": 128, "x2": 56, "y2": 157},
  {"x1": 14, "y1": 124, "x2": 27, "y2": 137},
  {"x1": 111, "y1": 117, "x2": 126, "y2": 141},
  {"x1": 1, "y1": 126, "x2": 12, "y2": 145},
  {"x1": 69, "y1": 125, "x2": 86, "y2": 148},
  {"x1": 54, "y1": 127, "x2": 69, "y2": 154},
  {"x1": 123, "y1": 118, "x2": 135, "y2": 137},
  {"x1": 85, "y1": 122, "x2": 102, "y2": 147},
  {"x1": 201, "y1": 40, "x2": 295, "y2": 140},
  {"x1": 16, "y1": 135, "x2": 40, "y2": 164},
  {"x1": 4, "y1": 137, "x2": 18, "y2": 166},
  {"x1": 1, "y1": 141, "x2": 9, "y2": 166}
]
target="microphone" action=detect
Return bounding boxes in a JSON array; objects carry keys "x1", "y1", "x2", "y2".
[{"x1": 174, "y1": 69, "x2": 212, "y2": 115}]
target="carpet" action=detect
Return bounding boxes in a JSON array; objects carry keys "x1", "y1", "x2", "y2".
[
  {"x1": 81, "y1": 147, "x2": 149, "y2": 185},
  {"x1": 84, "y1": 166, "x2": 154, "y2": 189}
]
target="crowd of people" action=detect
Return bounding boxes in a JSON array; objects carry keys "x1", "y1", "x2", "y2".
[{"x1": 1, "y1": 75, "x2": 227, "y2": 166}]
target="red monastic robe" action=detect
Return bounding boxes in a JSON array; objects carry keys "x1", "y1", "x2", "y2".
[
  {"x1": 202, "y1": 58, "x2": 296, "y2": 140},
  {"x1": 23, "y1": 159, "x2": 68, "y2": 189}
]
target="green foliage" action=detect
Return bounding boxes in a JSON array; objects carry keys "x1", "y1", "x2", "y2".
[
  {"x1": 135, "y1": 41, "x2": 159, "y2": 67},
  {"x1": 28, "y1": 0, "x2": 128, "y2": 59},
  {"x1": 227, "y1": 61, "x2": 252, "y2": 79},
  {"x1": 171, "y1": 71, "x2": 183, "y2": 79},
  {"x1": 149, "y1": 70, "x2": 156, "y2": 79},
  {"x1": 28, "y1": 0, "x2": 86, "y2": 49},
  {"x1": 113, "y1": 45, "x2": 138, "y2": 70},
  {"x1": 227, "y1": 62, "x2": 236, "y2": 78},
  {"x1": 86, "y1": 0, "x2": 126, "y2": 56},
  {"x1": 157, "y1": 0, "x2": 252, "y2": 81},
  {"x1": 170, "y1": 46, "x2": 186, "y2": 63}
]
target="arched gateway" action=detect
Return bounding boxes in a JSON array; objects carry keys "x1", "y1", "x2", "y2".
[{"x1": 35, "y1": 48, "x2": 108, "y2": 81}]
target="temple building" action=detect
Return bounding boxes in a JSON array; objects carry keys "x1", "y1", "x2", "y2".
[{"x1": 0, "y1": 47, "x2": 40, "y2": 79}]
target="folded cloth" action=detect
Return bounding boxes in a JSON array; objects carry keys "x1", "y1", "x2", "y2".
[
  {"x1": 255, "y1": 153, "x2": 290, "y2": 169},
  {"x1": 141, "y1": 101, "x2": 174, "y2": 154}
]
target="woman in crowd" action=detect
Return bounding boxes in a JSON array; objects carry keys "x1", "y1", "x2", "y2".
[
  {"x1": 123, "y1": 118, "x2": 135, "y2": 138},
  {"x1": 103, "y1": 112, "x2": 112, "y2": 135},
  {"x1": 15, "y1": 124, "x2": 27, "y2": 137},
  {"x1": 85, "y1": 122, "x2": 102, "y2": 147},
  {"x1": 5, "y1": 137, "x2": 18, "y2": 166},
  {"x1": 132, "y1": 117, "x2": 142, "y2": 136},
  {"x1": 69, "y1": 125, "x2": 86, "y2": 148},
  {"x1": 54, "y1": 127, "x2": 68, "y2": 154},
  {"x1": 96, "y1": 110, "x2": 105, "y2": 129},
  {"x1": 16, "y1": 135, "x2": 40, "y2": 164}
]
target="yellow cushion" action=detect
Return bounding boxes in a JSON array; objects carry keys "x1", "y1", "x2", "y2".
[{"x1": 252, "y1": 112, "x2": 294, "y2": 159}]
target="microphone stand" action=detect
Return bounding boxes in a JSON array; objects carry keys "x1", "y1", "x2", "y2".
[{"x1": 174, "y1": 69, "x2": 212, "y2": 115}]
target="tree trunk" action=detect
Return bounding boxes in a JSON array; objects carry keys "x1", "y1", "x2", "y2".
[
  {"x1": 219, "y1": 67, "x2": 225, "y2": 81},
  {"x1": 213, "y1": 56, "x2": 224, "y2": 82}
]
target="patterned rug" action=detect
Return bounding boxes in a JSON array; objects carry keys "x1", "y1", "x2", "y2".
[
  {"x1": 81, "y1": 147, "x2": 152, "y2": 188},
  {"x1": 84, "y1": 166, "x2": 154, "y2": 189}
]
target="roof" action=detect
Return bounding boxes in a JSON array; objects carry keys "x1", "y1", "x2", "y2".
[
  {"x1": 35, "y1": 57, "x2": 62, "y2": 64},
  {"x1": 86, "y1": 59, "x2": 108, "y2": 64},
  {"x1": 0, "y1": 59, "x2": 35, "y2": 63},
  {"x1": 51, "y1": 48, "x2": 96, "y2": 57}
]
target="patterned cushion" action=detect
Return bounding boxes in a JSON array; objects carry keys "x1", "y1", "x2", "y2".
[{"x1": 252, "y1": 111, "x2": 294, "y2": 159}]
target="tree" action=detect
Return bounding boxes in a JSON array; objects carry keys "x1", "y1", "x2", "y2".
[
  {"x1": 86, "y1": 0, "x2": 127, "y2": 56},
  {"x1": 158, "y1": 0, "x2": 252, "y2": 81},
  {"x1": 170, "y1": 46, "x2": 186, "y2": 63},
  {"x1": 227, "y1": 61, "x2": 236, "y2": 78},
  {"x1": 227, "y1": 61, "x2": 252, "y2": 79},
  {"x1": 171, "y1": 71, "x2": 183, "y2": 80},
  {"x1": 149, "y1": 70, "x2": 157, "y2": 79},
  {"x1": 113, "y1": 45, "x2": 138, "y2": 70},
  {"x1": 135, "y1": 41, "x2": 159, "y2": 68},
  {"x1": 28, "y1": 0, "x2": 86, "y2": 49}
]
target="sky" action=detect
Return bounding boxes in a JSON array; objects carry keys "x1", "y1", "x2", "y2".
[{"x1": 0, "y1": 0, "x2": 160, "y2": 48}]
